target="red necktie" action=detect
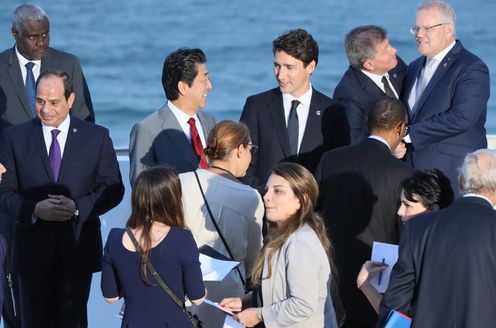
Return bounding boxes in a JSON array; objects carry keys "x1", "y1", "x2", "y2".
[{"x1": 187, "y1": 118, "x2": 208, "y2": 169}]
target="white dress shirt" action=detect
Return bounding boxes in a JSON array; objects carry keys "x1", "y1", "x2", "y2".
[
  {"x1": 282, "y1": 86, "x2": 312, "y2": 154},
  {"x1": 361, "y1": 70, "x2": 399, "y2": 99},
  {"x1": 16, "y1": 46, "x2": 41, "y2": 85},
  {"x1": 168, "y1": 100, "x2": 207, "y2": 147},
  {"x1": 42, "y1": 115, "x2": 71, "y2": 156}
]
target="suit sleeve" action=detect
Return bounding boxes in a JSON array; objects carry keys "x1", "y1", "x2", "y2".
[
  {"x1": 377, "y1": 222, "x2": 417, "y2": 326},
  {"x1": 262, "y1": 237, "x2": 323, "y2": 327},
  {"x1": 73, "y1": 128, "x2": 124, "y2": 236},
  {"x1": 239, "y1": 97, "x2": 263, "y2": 191},
  {"x1": 68, "y1": 57, "x2": 95, "y2": 122},
  {"x1": 129, "y1": 121, "x2": 155, "y2": 186},
  {"x1": 324, "y1": 102, "x2": 350, "y2": 149},
  {"x1": 0, "y1": 133, "x2": 37, "y2": 225},
  {"x1": 409, "y1": 61, "x2": 489, "y2": 150}
]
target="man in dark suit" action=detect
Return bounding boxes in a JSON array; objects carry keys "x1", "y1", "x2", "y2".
[
  {"x1": 0, "y1": 5, "x2": 95, "y2": 326},
  {"x1": 0, "y1": 71, "x2": 124, "y2": 328},
  {"x1": 378, "y1": 149, "x2": 496, "y2": 327},
  {"x1": 316, "y1": 98, "x2": 413, "y2": 328},
  {"x1": 129, "y1": 48, "x2": 216, "y2": 185},
  {"x1": 402, "y1": 1, "x2": 489, "y2": 195},
  {"x1": 240, "y1": 28, "x2": 349, "y2": 193},
  {"x1": 0, "y1": 3, "x2": 94, "y2": 133},
  {"x1": 333, "y1": 25, "x2": 407, "y2": 145}
]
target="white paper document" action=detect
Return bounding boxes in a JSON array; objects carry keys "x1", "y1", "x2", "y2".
[
  {"x1": 199, "y1": 254, "x2": 239, "y2": 281},
  {"x1": 204, "y1": 298, "x2": 235, "y2": 316},
  {"x1": 371, "y1": 241, "x2": 399, "y2": 293},
  {"x1": 223, "y1": 314, "x2": 244, "y2": 328}
]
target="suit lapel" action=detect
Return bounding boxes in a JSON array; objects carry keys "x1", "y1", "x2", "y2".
[
  {"x1": 414, "y1": 43, "x2": 461, "y2": 115},
  {"x1": 300, "y1": 89, "x2": 323, "y2": 153},
  {"x1": 403, "y1": 59, "x2": 424, "y2": 119},
  {"x1": 159, "y1": 105, "x2": 199, "y2": 167},
  {"x1": 268, "y1": 91, "x2": 291, "y2": 157},
  {"x1": 58, "y1": 118, "x2": 79, "y2": 183},
  {"x1": 353, "y1": 69, "x2": 385, "y2": 99},
  {"x1": 7, "y1": 47, "x2": 32, "y2": 119},
  {"x1": 32, "y1": 119, "x2": 54, "y2": 182}
]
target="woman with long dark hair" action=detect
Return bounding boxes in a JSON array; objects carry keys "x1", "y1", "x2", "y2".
[
  {"x1": 101, "y1": 167, "x2": 206, "y2": 327},
  {"x1": 221, "y1": 162, "x2": 337, "y2": 328}
]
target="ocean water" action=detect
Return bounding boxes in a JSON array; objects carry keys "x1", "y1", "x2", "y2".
[
  {"x1": 0, "y1": 0, "x2": 495, "y2": 149},
  {"x1": 0, "y1": 1, "x2": 495, "y2": 326}
]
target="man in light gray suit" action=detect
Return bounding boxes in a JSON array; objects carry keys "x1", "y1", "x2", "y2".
[{"x1": 129, "y1": 48, "x2": 216, "y2": 185}]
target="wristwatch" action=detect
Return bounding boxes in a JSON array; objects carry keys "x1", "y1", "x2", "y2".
[{"x1": 257, "y1": 308, "x2": 264, "y2": 321}]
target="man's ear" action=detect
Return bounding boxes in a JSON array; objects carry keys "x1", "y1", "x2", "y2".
[
  {"x1": 177, "y1": 80, "x2": 187, "y2": 96},
  {"x1": 67, "y1": 92, "x2": 75, "y2": 109}
]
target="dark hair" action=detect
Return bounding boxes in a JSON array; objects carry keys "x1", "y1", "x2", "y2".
[
  {"x1": 251, "y1": 162, "x2": 334, "y2": 284},
  {"x1": 401, "y1": 169, "x2": 454, "y2": 210},
  {"x1": 367, "y1": 97, "x2": 407, "y2": 132},
  {"x1": 345, "y1": 25, "x2": 387, "y2": 69},
  {"x1": 127, "y1": 167, "x2": 185, "y2": 282},
  {"x1": 37, "y1": 70, "x2": 73, "y2": 99},
  {"x1": 161, "y1": 48, "x2": 206, "y2": 100},
  {"x1": 273, "y1": 28, "x2": 319, "y2": 66}
]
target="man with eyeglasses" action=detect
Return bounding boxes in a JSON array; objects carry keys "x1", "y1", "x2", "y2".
[
  {"x1": 402, "y1": 0, "x2": 489, "y2": 197},
  {"x1": 0, "y1": 4, "x2": 95, "y2": 327}
]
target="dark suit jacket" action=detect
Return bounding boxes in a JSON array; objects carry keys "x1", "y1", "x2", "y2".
[
  {"x1": 0, "y1": 117, "x2": 124, "y2": 275},
  {"x1": 403, "y1": 41, "x2": 489, "y2": 192},
  {"x1": 240, "y1": 87, "x2": 349, "y2": 192},
  {"x1": 378, "y1": 196, "x2": 496, "y2": 327},
  {"x1": 333, "y1": 56, "x2": 407, "y2": 144},
  {"x1": 315, "y1": 138, "x2": 413, "y2": 326},
  {"x1": 0, "y1": 46, "x2": 95, "y2": 133}
]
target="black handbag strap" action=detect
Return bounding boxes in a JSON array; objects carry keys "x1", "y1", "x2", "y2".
[
  {"x1": 193, "y1": 170, "x2": 246, "y2": 286},
  {"x1": 125, "y1": 227, "x2": 196, "y2": 321}
]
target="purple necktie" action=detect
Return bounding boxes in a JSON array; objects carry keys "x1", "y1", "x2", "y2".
[{"x1": 49, "y1": 129, "x2": 61, "y2": 182}]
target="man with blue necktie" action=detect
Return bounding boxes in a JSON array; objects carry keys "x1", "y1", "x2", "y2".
[{"x1": 402, "y1": 0, "x2": 489, "y2": 196}]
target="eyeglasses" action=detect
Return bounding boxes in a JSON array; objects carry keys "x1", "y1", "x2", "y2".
[
  {"x1": 409, "y1": 23, "x2": 449, "y2": 35},
  {"x1": 245, "y1": 143, "x2": 259, "y2": 155}
]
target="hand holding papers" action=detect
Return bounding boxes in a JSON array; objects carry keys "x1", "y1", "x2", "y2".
[
  {"x1": 204, "y1": 299, "x2": 234, "y2": 316},
  {"x1": 371, "y1": 241, "x2": 399, "y2": 293}
]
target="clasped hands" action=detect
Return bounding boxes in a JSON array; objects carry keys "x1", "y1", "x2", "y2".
[
  {"x1": 219, "y1": 298, "x2": 261, "y2": 327},
  {"x1": 34, "y1": 194, "x2": 76, "y2": 222}
]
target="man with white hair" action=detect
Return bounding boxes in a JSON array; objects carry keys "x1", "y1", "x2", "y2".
[
  {"x1": 402, "y1": 1, "x2": 489, "y2": 196},
  {"x1": 378, "y1": 149, "x2": 496, "y2": 327}
]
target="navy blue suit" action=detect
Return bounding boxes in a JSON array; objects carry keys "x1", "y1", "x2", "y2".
[
  {"x1": 240, "y1": 87, "x2": 349, "y2": 193},
  {"x1": 333, "y1": 56, "x2": 407, "y2": 144},
  {"x1": 403, "y1": 41, "x2": 489, "y2": 193},
  {"x1": 0, "y1": 117, "x2": 124, "y2": 327},
  {"x1": 379, "y1": 196, "x2": 496, "y2": 327}
]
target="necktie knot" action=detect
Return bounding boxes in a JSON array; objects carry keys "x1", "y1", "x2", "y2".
[
  {"x1": 51, "y1": 129, "x2": 61, "y2": 139},
  {"x1": 25, "y1": 62, "x2": 35, "y2": 71}
]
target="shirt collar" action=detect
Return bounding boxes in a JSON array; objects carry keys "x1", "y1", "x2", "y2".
[
  {"x1": 168, "y1": 100, "x2": 199, "y2": 123},
  {"x1": 430, "y1": 40, "x2": 456, "y2": 62},
  {"x1": 41, "y1": 114, "x2": 71, "y2": 135},
  {"x1": 15, "y1": 45, "x2": 41, "y2": 68},
  {"x1": 368, "y1": 135, "x2": 390, "y2": 150},
  {"x1": 282, "y1": 84, "x2": 313, "y2": 108},
  {"x1": 360, "y1": 69, "x2": 388, "y2": 86}
]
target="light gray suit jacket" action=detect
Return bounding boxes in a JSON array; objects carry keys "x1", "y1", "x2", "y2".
[
  {"x1": 261, "y1": 224, "x2": 337, "y2": 328},
  {"x1": 128, "y1": 104, "x2": 215, "y2": 185}
]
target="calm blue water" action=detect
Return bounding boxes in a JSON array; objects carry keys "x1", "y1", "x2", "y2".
[
  {"x1": 0, "y1": 0, "x2": 495, "y2": 149},
  {"x1": 0, "y1": 0, "x2": 494, "y2": 326}
]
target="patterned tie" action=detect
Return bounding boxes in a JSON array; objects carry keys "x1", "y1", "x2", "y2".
[
  {"x1": 416, "y1": 58, "x2": 436, "y2": 103},
  {"x1": 288, "y1": 100, "x2": 300, "y2": 156},
  {"x1": 381, "y1": 76, "x2": 396, "y2": 98},
  {"x1": 187, "y1": 118, "x2": 208, "y2": 169},
  {"x1": 49, "y1": 129, "x2": 62, "y2": 182},
  {"x1": 25, "y1": 62, "x2": 36, "y2": 116}
]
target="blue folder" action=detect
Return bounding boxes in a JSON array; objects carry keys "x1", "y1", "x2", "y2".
[{"x1": 384, "y1": 310, "x2": 412, "y2": 328}]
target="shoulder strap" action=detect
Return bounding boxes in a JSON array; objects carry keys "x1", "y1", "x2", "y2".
[
  {"x1": 193, "y1": 171, "x2": 246, "y2": 286},
  {"x1": 125, "y1": 227, "x2": 193, "y2": 315}
]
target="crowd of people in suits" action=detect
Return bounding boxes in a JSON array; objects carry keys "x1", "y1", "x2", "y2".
[{"x1": 0, "y1": 0, "x2": 493, "y2": 327}]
